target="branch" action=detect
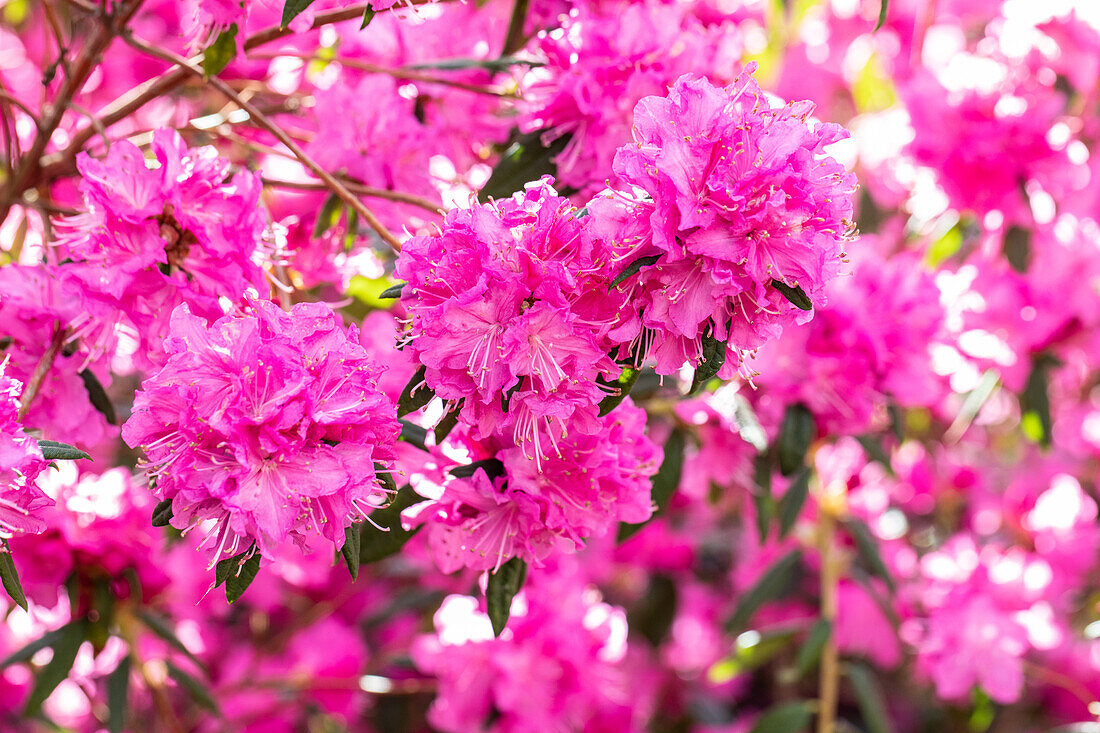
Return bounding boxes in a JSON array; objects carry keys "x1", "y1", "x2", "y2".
[
  {"x1": 18, "y1": 323, "x2": 66, "y2": 422},
  {"x1": 123, "y1": 34, "x2": 404, "y2": 253},
  {"x1": 261, "y1": 176, "x2": 444, "y2": 215}
]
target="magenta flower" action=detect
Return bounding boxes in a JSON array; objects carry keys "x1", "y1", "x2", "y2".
[
  {"x1": 122, "y1": 299, "x2": 400, "y2": 565},
  {"x1": 607, "y1": 66, "x2": 857, "y2": 375},
  {"x1": 0, "y1": 363, "x2": 52, "y2": 541},
  {"x1": 396, "y1": 178, "x2": 625, "y2": 464},
  {"x1": 57, "y1": 129, "x2": 269, "y2": 367}
]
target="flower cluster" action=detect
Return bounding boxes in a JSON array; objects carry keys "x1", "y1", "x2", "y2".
[
  {"x1": 122, "y1": 299, "x2": 400, "y2": 564},
  {"x1": 0, "y1": 364, "x2": 51, "y2": 541}
]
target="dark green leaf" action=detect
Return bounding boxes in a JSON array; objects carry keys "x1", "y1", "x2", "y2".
[
  {"x1": 375, "y1": 461, "x2": 398, "y2": 495},
  {"x1": 792, "y1": 617, "x2": 832, "y2": 679},
  {"x1": 771, "y1": 280, "x2": 813, "y2": 311},
  {"x1": 609, "y1": 254, "x2": 662, "y2": 290},
  {"x1": 434, "y1": 402, "x2": 462, "y2": 443},
  {"x1": 501, "y1": 0, "x2": 529, "y2": 55},
  {"x1": 341, "y1": 524, "x2": 361, "y2": 581},
  {"x1": 0, "y1": 546, "x2": 27, "y2": 611},
  {"x1": 408, "y1": 56, "x2": 539, "y2": 73},
  {"x1": 486, "y1": 557, "x2": 527, "y2": 637},
  {"x1": 726, "y1": 549, "x2": 802, "y2": 633},
  {"x1": 360, "y1": 7, "x2": 375, "y2": 28},
  {"x1": 37, "y1": 440, "x2": 91, "y2": 462},
  {"x1": 777, "y1": 468, "x2": 810, "y2": 539},
  {"x1": 201, "y1": 24, "x2": 238, "y2": 78},
  {"x1": 777, "y1": 403, "x2": 815, "y2": 476},
  {"x1": 846, "y1": 662, "x2": 893, "y2": 733},
  {"x1": 627, "y1": 574, "x2": 677, "y2": 647},
  {"x1": 449, "y1": 458, "x2": 505, "y2": 480},
  {"x1": 312, "y1": 192, "x2": 342, "y2": 239},
  {"x1": 344, "y1": 207, "x2": 359, "y2": 252},
  {"x1": 378, "y1": 282, "x2": 406, "y2": 299},
  {"x1": 690, "y1": 322, "x2": 729, "y2": 394},
  {"x1": 597, "y1": 365, "x2": 639, "y2": 416},
  {"x1": 134, "y1": 610, "x2": 207, "y2": 671},
  {"x1": 500, "y1": 378, "x2": 523, "y2": 413},
  {"x1": 79, "y1": 369, "x2": 116, "y2": 425},
  {"x1": 281, "y1": 0, "x2": 316, "y2": 27},
  {"x1": 360, "y1": 486, "x2": 425, "y2": 564},
  {"x1": 0, "y1": 626, "x2": 67, "y2": 669},
  {"x1": 225, "y1": 552, "x2": 260, "y2": 604},
  {"x1": 752, "y1": 453, "x2": 774, "y2": 544},
  {"x1": 479, "y1": 129, "x2": 571, "y2": 203},
  {"x1": 399, "y1": 420, "x2": 429, "y2": 451},
  {"x1": 24, "y1": 618, "x2": 88, "y2": 715},
  {"x1": 843, "y1": 518, "x2": 895, "y2": 593},
  {"x1": 106, "y1": 655, "x2": 131, "y2": 733},
  {"x1": 398, "y1": 365, "x2": 435, "y2": 417},
  {"x1": 165, "y1": 661, "x2": 219, "y2": 714},
  {"x1": 1002, "y1": 225, "x2": 1030, "y2": 273},
  {"x1": 856, "y1": 435, "x2": 893, "y2": 473},
  {"x1": 151, "y1": 498, "x2": 173, "y2": 528},
  {"x1": 214, "y1": 550, "x2": 250, "y2": 588},
  {"x1": 749, "y1": 701, "x2": 815, "y2": 733},
  {"x1": 874, "y1": 0, "x2": 888, "y2": 30},
  {"x1": 1020, "y1": 357, "x2": 1053, "y2": 448},
  {"x1": 618, "y1": 428, "x2": 687, "y2": 542}
]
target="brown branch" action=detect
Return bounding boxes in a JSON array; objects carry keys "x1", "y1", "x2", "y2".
[
  {"x1": 261, "y1": 176, "x2": 444, "y2": 215},
  {"x1": 123, "y1": 34, "x2": 404, "y2": 253},
  {"x1": 17, "y1": 323, "x2": 66, "y2": 421}
]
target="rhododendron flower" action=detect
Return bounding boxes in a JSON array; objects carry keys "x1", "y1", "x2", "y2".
[
  {"x1": 0, "y1": 363, "x2": 52, "y2": 541},
  {"x1": 396, "y1": 178, "x2": 627, "y2": 463},
  {"x1": 57, "y1": 129, "x2": 269, "y2": 367},
  {"x1": 122, "y1": 299, "x2": 400, "y2": 565},
  {"x1": 606, "y1": 66, "x2": 857, "y2": 375},
  {"x1": 406, "y1": 401, "x2": 660, "y2": 572}
]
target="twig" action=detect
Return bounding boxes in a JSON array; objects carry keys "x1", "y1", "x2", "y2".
[
  {"x1": 18, "y1": 323, "x2": 66, "y2": 421},
  {"x1": 816, "y1": 478, "x2": 843, "y2": 733},
  {"x1": 262, "y1": 176, "x2": 444, "y2": 215},
  {"x1": 123, "y1": 34, "x2": 404, "y2": 253}
]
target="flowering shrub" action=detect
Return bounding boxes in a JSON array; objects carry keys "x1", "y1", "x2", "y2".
[{"x1": 0, "y1": 0, "x2": 1098, "y2": 731}]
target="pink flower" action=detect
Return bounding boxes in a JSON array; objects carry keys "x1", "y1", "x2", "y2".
[
  {"x1": 0, "y1": 362, "x2": 52, "y2": 541},
  {"x1": 606, "y1": 67, "x2": 857, "y2": 375},
  {"x1": 396, "y1": 178, "x2": 625, "y2": 463},
  {"x1": 406, "y1": 400, "x2": 661, "y2": 572},
  {"x1": 57, "y1": 130, "x2": 269, "y2": 367},
  {"x1": 122, "y1": 299, "x2": 400, "y2": 566}
]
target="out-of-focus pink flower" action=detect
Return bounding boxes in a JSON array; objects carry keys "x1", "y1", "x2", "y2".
[{"x1": 0, "y1": 363, "x2": 52, "y2": 541}]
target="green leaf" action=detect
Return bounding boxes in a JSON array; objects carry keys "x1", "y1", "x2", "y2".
[
  {"x1": 106, "y1": 655, "x2": 131, "y2": 733},
  {"x1": 434, "y1": 402, "x2": 462, "y2": 443},
  {"x1": 843, "y1": 518, "x2": 895, "y2": 593},
  {"x1": 479, "y1": 130, "x2": 571, "y2": 203},
  {"x1": 225, "y1": 552, "x2": 260, "y2": 603},
  {"x1": 375, "y1": 461, "x2": 398, "y2": 495},
  {"x1": 791, "y1": 617, "x2": 832, "y2": 679},
  {"x1": 408, "y1": 56, "x2": 539, "y2": 73},
  {"x1": 0, "y1": 546, "x2": 27, "y2": 611},
  {"x1": 37, "y1": 440, "x2": 91, "y2": 462},
  {"x1": 597, "y1": 365, "x2": 639, "y2": 416},
  {"x1": 618, "y1": 428, "x2": 687, "y2": 542},
  {"x1": 79, "y1": 369, "x2": 116, "y2": 425},
  {"x1": 450, "y1": 458, "x2": 505, "y2": 480},
  {"x1": 777, "y1": 403, "x2": 815, "y2": 476},
  {"x1": 846, "y1": 662, "x2": 893, "y2": 733},
  {"x1": 627, "y1": 574, "x2": 677, "y2": 648},
  {"x1": 341, "y1": 524, "x2": 361, "y2": 581},
  {"x1": 134, "y1": 610, "x2": 206, "y2": 671},
  {"x1": 874, "y1": 0, "x2": 888, "y2": 31},
  {"x1": 1020, "y1": 357, "x2": 1053, "y2": 448},
  {"x1": 398, "y1": 365, "x2": 435, "y2": 417},
  {"x1": 1002, "y1": 225, "x2": 1030, "y2": 273},
  {"x1": 399, "y1": 420, "x2": 429, "y2": 451},
  {"x1": 726, "y1": 549, "x2": 802, "y2": 633},
  {"x1": 202, "y1": 24, "x2": 238, "y2": 78},
  {"x1": 501, "y1": 0, "x2": 529, "y2": 55},
  {"x1": 165, "y1": 660, "x2": 219, "y2": 714},
  {"x1": 344, "y1": 207, "x2": 360, "y2": 252},
  {"x1": 609, "y1": 254, "x2": 662, "y2": 290},
  {"x1": 151, "y1": 498, "x2": 173, "y2": 528},
  {"x1": 214, "y1": 550, "x2": 249, "y2": 588},
  {"x1": 360, "y1": 486, "x2": 425, "y2": 564},
  {"x1": 752, "y1": 453, "x2": 774, "y2": 543},
  {"x1": 856, "y1": 435, "x2": 893, "y2": 473},
  {"x1": 749, "y1": 701, "x2": 815, "y2": 733},
  {"x1": 486, "y1": 557, "x2": 527, "y2": 637},
  {"x1": 24, "y1": 618, "x2": 88, "y2": 715},
  {"x1": 312, "y1": 192, "x2": 343, "y2": 239},
  {"x1": 378, "y1": 282, "x2": 406, "y2": 299},
  {"x1": 708, "y1": 628, "x2": 798, "y2": 683},
  {"x1": 0, "y1": 626, "x2": 67, "y2": 669},
  {"x1": 771, "y1": 280, "x2": 813, "y2": 311},
  {"x1": 777, "y1": 468, "x2": 810, "y2": 539},
  {"x1": 359, "y1": 7, "x2": 375, "y2": 28},
  {"x1": 281, "y1": 0, "x2": 316, "y2": 27},
  {"x1": 690, "y1": 321, "x2": 729, "y2": 395}
]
